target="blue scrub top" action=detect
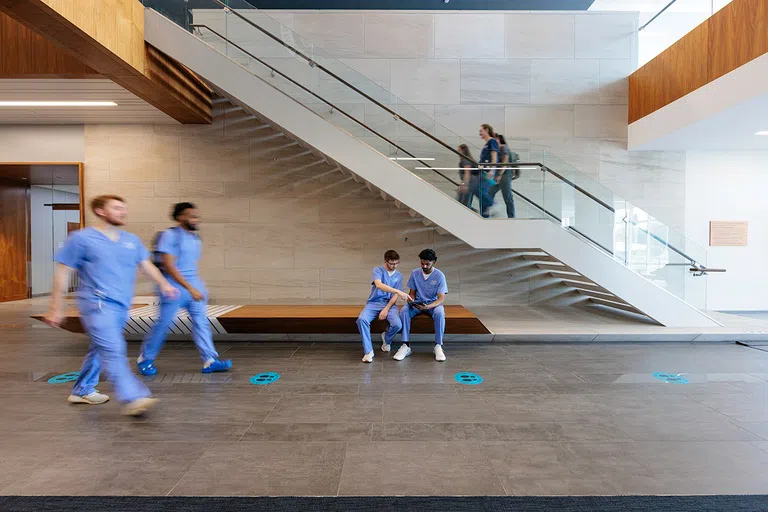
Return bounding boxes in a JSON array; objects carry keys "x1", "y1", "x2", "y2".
[
  {"x1": 367, "y1": 266, "x2": 403, "y2": 304},
  {"x1": 407, "y1": 268, "x2": 448, "y2": 304},
  {"x1": 156, "y1": 227, "x2": 202, "y2": 279},
  {"x1": 480, "y1": 138, "x2": 499, "y2": 163},
  {"x1": 54, "y1": 227, "x2": 149, "y2": 309}
]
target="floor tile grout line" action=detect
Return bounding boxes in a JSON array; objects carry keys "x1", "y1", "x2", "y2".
[
  {"x1": 477, "y1": 440, "x2": 510, "y2": 496},
  {"x1": 164, "y1": 441, "x2": 214, "y2": 497},
  {"x1": 236, "y1": 422, "x2": 255, "y2": 442},
  {"x1": 260, "y1": 396, "x2": 282, "y2": 424},
  {"x1": 682, "y1": 392, "x2": 754, "y2": 424}
]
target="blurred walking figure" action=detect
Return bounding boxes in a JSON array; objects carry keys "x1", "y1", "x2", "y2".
[
  {"x1": 456, "y1": 144, "x2": 477, "y2": 208},
  {"x1": 489, "y1": 133, "x2": 520, "y2": 218},
  {"x1": 44, "y1": 195, "x2": 175, "y2": 416},
  {"x1": 138, "y1": 202, "x2": 232, "y2": 376}
]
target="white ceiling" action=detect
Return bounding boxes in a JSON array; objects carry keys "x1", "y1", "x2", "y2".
[
  {"x1": 632, "y1": 93, "x2": 768, "y2": 151},
  {"x1": 0, "y1": 79, "x2": 177, "y2": 125}
]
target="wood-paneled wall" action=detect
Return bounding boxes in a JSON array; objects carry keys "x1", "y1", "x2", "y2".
[
  {"x1": 629, "y1": 0, "x2": 768, "y2": 123},
  {"x1": 0, "y1": 178, "x2": 28, "y2": 302},
  {"x1": 0, "y1": 12, "x2": 100, "y2": 77},
  {"x1": 0, "y1": 0, "x2": 212, "y2": 124}
]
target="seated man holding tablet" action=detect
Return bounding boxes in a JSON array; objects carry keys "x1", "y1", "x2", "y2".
[{"x1": 393, "y1": 248, "x2": 448, "y2": 362}]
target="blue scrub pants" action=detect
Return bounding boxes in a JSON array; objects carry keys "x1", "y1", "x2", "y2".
[
  {"x1": 356, "y1": 302, "x2": 402, "y2": 354},
  {"x1": 72, "y1": 301, "x2": 152, "y2": 403},
  {"x1": 400, "y1": 303, "x2": 446, "y2": 345},
  {"x1": 140, "y1": 279, "x2": 219, "y2": 363},
  {"x1": 458, "y1": 174, "x2": 494, "y2": 218}
]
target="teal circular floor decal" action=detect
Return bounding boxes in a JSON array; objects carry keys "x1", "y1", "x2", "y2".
[
  {"x1": 47, "y1": 372, "x2": 80, "y2": 384},
  {"x1": 454, "y1": 372, "x2": 483, "y2": 385},
  {"x1": 250, "y1": 372, "x2": 280, "y2": 385},
  {"x1": 652, "y1": 372, "x2": 689, "y2": 384}
]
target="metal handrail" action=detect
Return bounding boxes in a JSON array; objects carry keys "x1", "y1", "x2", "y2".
[
  {"x1": 639, "y1": 0, "x2": 678, "y2": 31},
  {"x1": 186, "y1": 9, "x2": 703, "y2": 267},
  {"x1": 190, "y1": 24, "x2": 458, "y2": 186},
  {"x1": 195, "y1": 3, "x2": 626, "y2": 213}
]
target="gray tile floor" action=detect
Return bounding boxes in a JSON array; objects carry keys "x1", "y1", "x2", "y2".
[{"x1": 3, "y1": 299, "x2": 768, "y2": 496}]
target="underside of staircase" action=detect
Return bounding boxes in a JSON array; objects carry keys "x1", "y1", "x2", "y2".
[{"x1": 214, "y1": 96, "x2": 652, "y2": 323}]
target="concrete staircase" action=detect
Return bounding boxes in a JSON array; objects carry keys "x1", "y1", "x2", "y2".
[{"x1": 217, "y1": 99, "x2": 648, "y2": 321}]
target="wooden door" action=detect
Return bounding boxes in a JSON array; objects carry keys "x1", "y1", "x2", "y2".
[{"x1": 0, "y1": 178, "x2": 28, "y2": 302}]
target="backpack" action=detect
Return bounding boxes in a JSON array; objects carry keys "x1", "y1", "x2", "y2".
[
  {"x1": 151, "y1": 227, "x2": 181, "y2": 275},
  {"x1": 508, "y1": 150, "x2": 521, "y2": 180}
]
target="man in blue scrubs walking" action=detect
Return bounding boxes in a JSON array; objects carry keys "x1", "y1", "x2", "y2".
[
  {"x1": 356, "y1": 250, "x2": 411, "y2": 363},
  {"x1": 137, "y1": 203, "x2": 232, "y2": 375},
  {"x1": 44, "y1": 195, "x2": 178, "y2": 416},
  {"x1": 393, "y1": 249, "x2": 449, "y2": 362}
]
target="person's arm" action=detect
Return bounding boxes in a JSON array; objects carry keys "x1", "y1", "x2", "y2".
[
  {"x1": 378, "y1": 293, "x2": 399, "y2": 321},
  {"x1": 43, "y1": 263, "x2": 74, "y2": 327},
  {"x1": 424, "y1": 275, "x2": 448, "y2": 310},
  {"x1": 162, "y1": 253, "x2": 204, "y2": 301},
  {"x1": 139, "y1": 259, "x2": 179, "y2": 299},
  {"x1": 374, "y1": 278, "x2": 410, "y2": 301},
  {"x1": 425, "y1": 292, "x2": 446, "y2": 310}
]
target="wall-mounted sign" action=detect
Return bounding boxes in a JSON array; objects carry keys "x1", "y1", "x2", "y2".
[{"x1": 709, "y1": 221, "x2": 748, "y2": 247}]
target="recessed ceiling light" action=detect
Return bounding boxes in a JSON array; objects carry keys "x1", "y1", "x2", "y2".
[
  {"x1": 756, "y1": 131, "x2": 768, "y2": 136},
  {"x1": 0, "y1": 101, "x2": 118, "y2": 107}
]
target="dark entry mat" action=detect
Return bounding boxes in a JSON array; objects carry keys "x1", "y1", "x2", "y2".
[{"x1": 2, "y1": 495, "x2": 768, "y2": 512}]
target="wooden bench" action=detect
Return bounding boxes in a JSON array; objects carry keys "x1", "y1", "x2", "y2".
[{"x1": 32, "y1": 304, "x2": 490, "y2": 340}]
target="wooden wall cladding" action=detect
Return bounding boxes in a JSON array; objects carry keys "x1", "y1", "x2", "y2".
[
  {"x1": 0, "y1": 178, "x2": 28, "y2": 303},
  {"x1": 707, "y1": 0, "x2": 768, "y2": 81},
  {"x1": 39, "y1": 0, "x2": 146, "y2": 73},
  {"x1": 0, "y1": 12, "x2": 100, "y2": 77},
  {"x1": 0, "y1": 0, "x2": 212, "y2": 124},
  {"x1": 629, "y1": 0, "x2": 768, "y2": 124}
]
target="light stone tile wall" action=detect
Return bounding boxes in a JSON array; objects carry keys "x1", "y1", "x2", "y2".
[
  {"x1": 245, "y1": 9, "x2": 685, "y2": 233},
  {"x1": 84, "y1": 110, "x2": 543, "y2": 305},
  {"x1": 81, "y1": 10, "x2": 690, "y2": 303}
]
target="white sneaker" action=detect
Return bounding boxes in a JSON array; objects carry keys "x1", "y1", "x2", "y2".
[
  {"x1": 121, "y1": 397, "x2": 158, "y2": 417},
  {"x1": 68, "y1": 390, "x2": 110, "y2": 405},
  {"x1": 362, "y1": 351, "x2": 374, "y2": 363},
  {"x1": 393, "y1": 345, "x2": 412, "y2": 361},
  {"x1": 380, "y1": 332, "x2": 391, "y2": 352},
  {"x1": 434, "y1": 345, "x2": 446, "y2": 362}
]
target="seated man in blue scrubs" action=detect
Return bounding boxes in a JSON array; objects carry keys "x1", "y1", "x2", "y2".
[
  {"x1": 356, "y1": 249, "x2": 411, "y2": 363},
  {"x1": 44, "y1": 195, "x2": 177, "y2": 416},
  {"x1": 393, "y1": 249, "x2": 449, "y2": 362},
  {"x1": 137, "y1": 202, "x2": 232, "y2": 376}
]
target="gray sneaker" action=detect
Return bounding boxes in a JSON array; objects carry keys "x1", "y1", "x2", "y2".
[
  {"x1": 392, "y1": 345, "x2": 412, "y2": 361},
  {"x1": 121, "y1": 397, "x2": 158, "y2": 417}
]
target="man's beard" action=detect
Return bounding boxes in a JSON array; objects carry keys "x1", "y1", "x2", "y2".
[{"x1": 184, "y1": 222, "x2": 198, "y2": 231}]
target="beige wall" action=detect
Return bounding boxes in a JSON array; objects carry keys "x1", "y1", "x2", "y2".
[
  {"x1": 84, "y1": 107, "x2": 536, "y2": 305},
  {"x1": 0, "y1": 125, "x2": 84, "y2": 162}
]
